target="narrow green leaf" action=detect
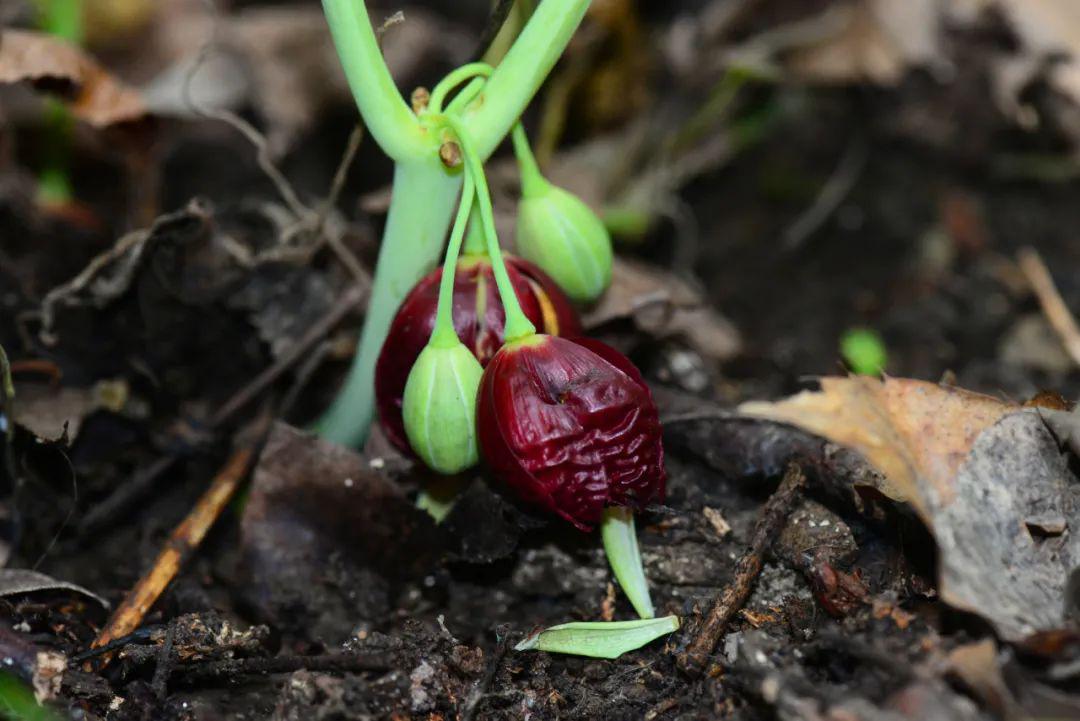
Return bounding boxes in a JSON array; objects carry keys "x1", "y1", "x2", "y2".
[{"x1": 515, "y1": 615, "x2": 679, "y2": 659}]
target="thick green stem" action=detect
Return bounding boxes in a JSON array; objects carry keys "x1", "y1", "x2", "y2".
[
  {"x1": 430, "y1": 174, "x2": 475, "y2": 348},
  {"x1": 313, "y1": 158, "x2": 460, "y2": 447},
  {"x1": 601, "y1": 507, "x2": 655, "y2": 619},
  {"x1": 511, "y1": 123, "x2": 548, "y2": 198},
  {"x1": 445, "y1": 115, "x2": 536, "y2": 341},
  {"x1": 322, "y1": 0, "x2": 426, "y2": 161},
  {"x1": 462, "y1": 0, "x2": 591, "y2": 157},
  {"x1": 317, "y1": 0, "x2": 591, "y2": 446}
]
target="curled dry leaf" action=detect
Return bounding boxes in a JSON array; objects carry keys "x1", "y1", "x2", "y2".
[
  {"x1": 583, "y1": 257, "x2": 741, "y2": 362},
  {"x1": 740, "y1": 376, "x2": 1080, "y2": 640},
  {"x1": 740, "y1": 377, "x2": 1013, "y2": 516},
  {"x1": 0, "y1": 568, "x2": 108, "y2": 608},
  {"x1": 0, "y1": 29, "x2": 147, "y2": 128}
]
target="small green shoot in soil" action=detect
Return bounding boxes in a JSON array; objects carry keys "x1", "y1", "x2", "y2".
[
  {"x1": 841, "y1": 327, "x2": 887, "y2": 376},
  {"x1": 0, "y1": 673, "x2": 62, "y2": 721}
]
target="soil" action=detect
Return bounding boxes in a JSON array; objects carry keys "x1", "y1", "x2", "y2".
[{"x1": 1, "y1": 1, "x2": 1080, "y2": 719}]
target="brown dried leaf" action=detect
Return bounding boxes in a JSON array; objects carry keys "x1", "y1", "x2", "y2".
[
  {"x1": 584, "y1": 258, "x2": 741, "y2": 362},
  {"x1": 998, "y1": 0, "x2": 1080, "y2": 108},
  {"x1": 787, "y1": 0, "x2": 945, "y2": 85},
  {"x1": 0, "y1": 568, "x2": 108, "y2": 608},
  {"x1": 240, "y1": 423, "x2": 439, "y2": 641},
  {"x1": 0, "y1": 29, "x2": 147, "y2": 128},
  {"x1": 740, "y1": 377, "x2": 1080, "y2": 640},
  {"x1": 739, "y1": 376, "x2": 1013, "y2": 516}
]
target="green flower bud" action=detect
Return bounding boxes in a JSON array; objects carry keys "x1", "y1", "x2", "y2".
[
  {"x1": 402, "y1": 342, "x2": 483, "y2": 474},
  {"x1": 516, "y1": 183, "x2": 614, "y2": 303}
]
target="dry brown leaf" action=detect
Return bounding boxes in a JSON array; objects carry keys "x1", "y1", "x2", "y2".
[
  {"x1": 0, "y1": 29, "x2": 147, "y2": 128},
  {"x1": 997, "y1": 0, "x2": 1080, "y2": 106},
  {"x1": 739, "y1": 376, "x2": 1013, "y2": 515},
  {"x1": 787, "y1": 0, "x2": 946, "y2": 85},
  {"x1": 740, "y1": 376, "x2": 1080, "y2": 640},
  {"x1": 584, "y1": 258, "x2": 742, "y2": 362}
]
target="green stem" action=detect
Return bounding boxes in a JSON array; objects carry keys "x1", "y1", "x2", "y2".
[
  {"x1": 601, "y1": 507, "x2": 655, "y2": 619},
  {"x1": 444, "y1": 115, "x2": 536, "y2": 341},
  {"x1": 430, "y1": 174, "x2": 476, "y2": 348},
  {"x1": 462, "y1": 0, "x2": 591, "y2": 157},
  {"x1": 462, "y1": 198, "x2": 487, "y2": 256},
  {"x1": 321, "y1": 0, "x2": 426, "y2": 161},
  {"x1": 511, "y1": 123, "x2": 548, "y2": 198},
  {"x1": 36, "y1": 0, "x2": 81, "y2": 41},
  {"x1": 317, "y1": 0, "x2": 591, "y2": 446},
  {"x1": 429, "y1": 63, "x2": 493, "y2": 114},
  {"x1": 313, "y1": 158, "x2": 461, "y2": 447}
]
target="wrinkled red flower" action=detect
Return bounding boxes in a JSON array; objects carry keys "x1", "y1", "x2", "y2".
[
  {"x1": 476, "y1": 334, "x2": 666, "y2": 530},
  {"x1": 376, "y1": 255, "x2": 581, "y2": 453}
]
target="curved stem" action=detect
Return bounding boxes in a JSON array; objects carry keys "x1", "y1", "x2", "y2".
[
  {"x1": 429, "y1": 63, "x2": 493, "y2": 114},
  {"x1": 313, "y1": 158, "x2": 461, "y2": 447},
  {"x1": 430, "y1": 174, "x2": 476, "y2": 348},
  {"x1": 322, "y1": 0, "x2": 426, "y2": 161},
  {"x1": 447, "y1": 77, "x2": 487, "y2": 115},
  {"x1": 601, "y1": 507, "x2": 655, "y2": 619},
  {"x1": 511, "y1": 123, "x2": 548, "y2": 198},
  {"x1": 443, "y1": 115, "x2": 536, "y2": 341},
  {"x1": 462, "y1": 0, "x2": 592, "y2": 158}
]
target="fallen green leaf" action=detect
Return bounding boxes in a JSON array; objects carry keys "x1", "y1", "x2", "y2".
[{"x1": 515, "y1": 615, "x2": 679, "y2": 659}]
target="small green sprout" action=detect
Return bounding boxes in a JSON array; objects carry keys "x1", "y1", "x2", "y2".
[
  {"x1": 601, "y1": 507, "x2": 654, "y2": 619},
  {"x1": 840, "y1": 328, "x2": 887, "y2": 376},
  {"x1": 515, "y1": 615, "x2": 680, "y2": 659}
]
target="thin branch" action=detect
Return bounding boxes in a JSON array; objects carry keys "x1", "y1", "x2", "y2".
[
  {"x1": 1018, "y1": 247, "x2": 1080, "y2": 367},
  {"x1": 677, "y1": 463, "x2": 806, "y2": 675},
  {"x1": 782, "y1": 138, "x2": 867, "y2": 252}
]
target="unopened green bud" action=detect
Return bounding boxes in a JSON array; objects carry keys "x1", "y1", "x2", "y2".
[
  {"x1": 516, "y1": 183, "x2": 613, "y2": 303},
  {"x1": 402, "y1": 342, "x2": 483, "y2": 474}
]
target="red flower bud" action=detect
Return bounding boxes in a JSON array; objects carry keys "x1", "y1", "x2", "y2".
[
  {"x1": 476, "y1": 334, "x2": 665, "y2": 531},
  {"x1": 376, "y1": 256, "x2": 582, "y2": 453}
]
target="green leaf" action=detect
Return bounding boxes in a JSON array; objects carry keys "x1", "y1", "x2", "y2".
[{"x1": 514, "y1": 615, "x2": 679, "y2": 659}]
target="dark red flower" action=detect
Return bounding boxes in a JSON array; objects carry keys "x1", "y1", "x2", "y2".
[
  {"x1": 476, "y1": 334, "x2": 665, "y2": 530},
  {"x1": 376, "y1": 256, "x2": 581, "y2": 453}
]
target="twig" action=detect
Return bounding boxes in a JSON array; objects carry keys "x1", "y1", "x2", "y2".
[
  {"x1": 174, "y1": 652, "x2": 390, "y2": 682},
  {"x1": 77, "y1": 285, "x2": 365, "y2": 536},
  {"x1": 1018, "y1": 247, "x2": 1080, "y2": 368},
  {"x1": 185, "y1": 0, "x2": 370, "y2": 287},
  {"x1": 315, "y1": 124, "x2": 365, "y2": 235},
  {"x1": 69, "y1": 625, "x2": 160, "y2": 664},
  {"x1": 90, "y1": 416, "x2": 270, "y2": 654},
  {"x1": 151, "y1": 622, "x2": 177, "y2": 700},
  {"x1": 781, "y1": 138, "x2": 867, "y2": 252},
  {"x1": 677, "y1": 463, "x2": 806, "y2": 675},
  {"x1": 460, "y1": 627, "x2": 512, "y2": 721},
  {"x1": 209, "y1": 284, "x2": 366, "y2": 426}
]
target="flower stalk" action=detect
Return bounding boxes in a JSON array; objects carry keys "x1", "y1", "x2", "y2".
[
  {"x1": 601, "y1": 507, "x2": 654, "y2": 619},
  {"x1": 317, "y1": 0, "x2": 590, "y2": 446}
]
